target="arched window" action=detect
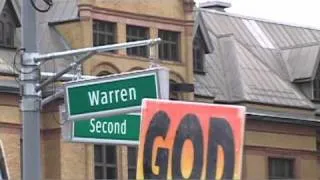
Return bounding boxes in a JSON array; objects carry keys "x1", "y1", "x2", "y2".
[
  {"x1": 169, "y1": 79, "x2": 180, "y2": 100},
  {"x1": 91, "y1": 63, "x2": 120, "y2": 76},
  {"x1": 97, "y1": 71, "x2": 112, "y2": 77}
]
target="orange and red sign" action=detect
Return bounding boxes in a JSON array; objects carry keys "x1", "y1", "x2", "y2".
[{"x1": 136, "y1": 99, "x2": 246, "y2": 179}]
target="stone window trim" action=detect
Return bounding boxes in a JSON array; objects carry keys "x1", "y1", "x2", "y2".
[
  {"x1": 92, "y1": 20, "x2": 117, "y2": 53},
  {"x1": 91, "y1": 63, "x2": 121, "y2": 76},
  {"x1": 126, "y1": 25, "x2": 149, "y2": 58},
  {"x1": 158, "y1": 30, "x2": 180, "y2": 62}
]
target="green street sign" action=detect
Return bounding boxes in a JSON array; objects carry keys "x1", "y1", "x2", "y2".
[
  {"x1": 70, "y1": 114, "x2": 141, "y2": 145},
  {"x1": 62, "y1": 68, "x2": 169, "y2": 145},
  {"x1": 64, "y1": 68, "x2": 169, "y2": 121}
]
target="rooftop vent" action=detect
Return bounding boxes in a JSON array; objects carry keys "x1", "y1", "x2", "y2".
[{"x1": 199, "y1": 0, "x2": 231, "y2": 12}]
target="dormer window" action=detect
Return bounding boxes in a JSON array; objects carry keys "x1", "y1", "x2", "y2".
[
  {"x1": 193, "y1": 28, "x2": 207, "y2": 74},
  {"x1": 0, "y1": 0, "x2": 19, "y2": 48},
  {"x1": 314, "y1": 68, "x2": 320, "y2": 100},
  {"x1": 317, "y1": 131, "x2": 320, "y2": 153}
]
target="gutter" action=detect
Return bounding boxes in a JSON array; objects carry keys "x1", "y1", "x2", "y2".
[
  {"x1": 1, "y1": 79, "x2": 320, "y2": 127},
  {"x1": 48, "y1": 18, "x2": 81, "y2": 26},
  {"x1": 0, "y1": 80, "x2": 19, "y2": 94},
  {"x1": 246, "y1": 112, "x2": 320, "y2": 127}
]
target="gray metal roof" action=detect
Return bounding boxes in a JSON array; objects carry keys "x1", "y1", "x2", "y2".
[
  {"x1": 37, "y1": 0, "x2": 78, "y2": 24},
  {"x1": 282, "y1": 44, "x2": 320, "y2": 82},
  {"x1": 0, "y1": 0, "x2": 79, "y2": 74},
  {"x1": 1, "y1": 1, "x2": 319, "y2": 110},
  {"x1": 195, "y1": 8, "x2": 320, "y2": 109},
  {"x1": 0, "y1": 48, "x2": 16, "y2": 75},
  {"x1": 199, "y1": 9, "x2": 320, "y2": 49}
]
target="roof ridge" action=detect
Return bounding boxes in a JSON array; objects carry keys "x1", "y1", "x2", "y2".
[
  {"x1": 217, "y1": 36, "x2": 246, "y2": 101},
  {"x1": 197, "y1": 8, "x2": 320, "y2": 31},
  {"x1": 233, "y1": 40, "x2": 314, "y2": 108},
  {"x1": 280, "y1": 42, "x2": 320, "y2": 50},
  {"x1": 234, "y1": 38, "x2": 291, "y2": 81}
]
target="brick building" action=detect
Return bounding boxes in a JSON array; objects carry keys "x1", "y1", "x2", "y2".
[{"x1": 0, "y1": 0, "x2": 319, "y2": 179}]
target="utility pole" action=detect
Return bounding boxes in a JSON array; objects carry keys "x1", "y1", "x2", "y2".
[{"x1": 21, "y1": 0, "x2": 41, "y2": 179}]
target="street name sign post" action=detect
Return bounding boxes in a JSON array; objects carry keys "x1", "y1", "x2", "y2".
[
  {"x1": 62, "y1": 67, "x2": 169, "y2": 145},
  {"x1": 64, "y1": 67, "x2": 169, "y2": 121},
  {"x1": 62, "y1": 113, "x2": 141, "y2": 145}
]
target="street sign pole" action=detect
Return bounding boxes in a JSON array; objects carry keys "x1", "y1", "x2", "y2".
[{"x1": 21, "y1": 0, "x2": 41, "y2": 179}]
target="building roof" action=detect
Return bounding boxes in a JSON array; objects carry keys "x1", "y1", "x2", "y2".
[
  {"x1": 0, "y1": 0, "x2": 78, "y2": 75},
  {"x1": 1, "y1": 1, "x2": 320, "y2": 112},
  {"x1": 194, "y1": 8, "x2": 320, "y2": 109}
]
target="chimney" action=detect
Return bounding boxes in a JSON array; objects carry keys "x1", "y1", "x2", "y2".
[
  {"x1": 199, "y1": 0, "x2": 231, "y2": 12},
  {"x1": 183, "y1": 0, "x2": 195, "y2": 12}
]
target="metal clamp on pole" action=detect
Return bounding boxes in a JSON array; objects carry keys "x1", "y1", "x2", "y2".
[
  {"x1": 149, "y1": 42, "x2": 160, "y2": 68},
  {"x1": 36, "y1": 52, "x2": 94, "y2": 92},
  {"x1": 20, "y1": 52, "x2": 41, "y2": 111}
]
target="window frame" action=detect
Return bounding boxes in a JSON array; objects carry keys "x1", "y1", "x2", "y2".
[
  {"x1": 313, "y1": 67, "x2": 320, "y2": 100},
  {"x1": 268, "y1": 157, "x2": 295, "y2": 180},
  {"x1": 6, "y1": 22, "x2": 14, "y2": 46},
  {"x1": 126, "y1": 25, "x2": 149, "y2": 57},
  {"x1": 92, "y1": 20, "x2": 117, "y2": 52},
  {"x1": 158, "y1": 30, "x2": 180, "y2": 61},
  {"x1": 94, "y1": 144, "x2": 117, "y2": 180},
  {"x1": 127, "y1": 146, "x2": 138, "y2": 179}
]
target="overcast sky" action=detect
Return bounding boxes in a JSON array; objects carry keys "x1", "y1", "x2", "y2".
[{"x1": 196, "y1": 0, "x2": 320, "y2": 29}]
